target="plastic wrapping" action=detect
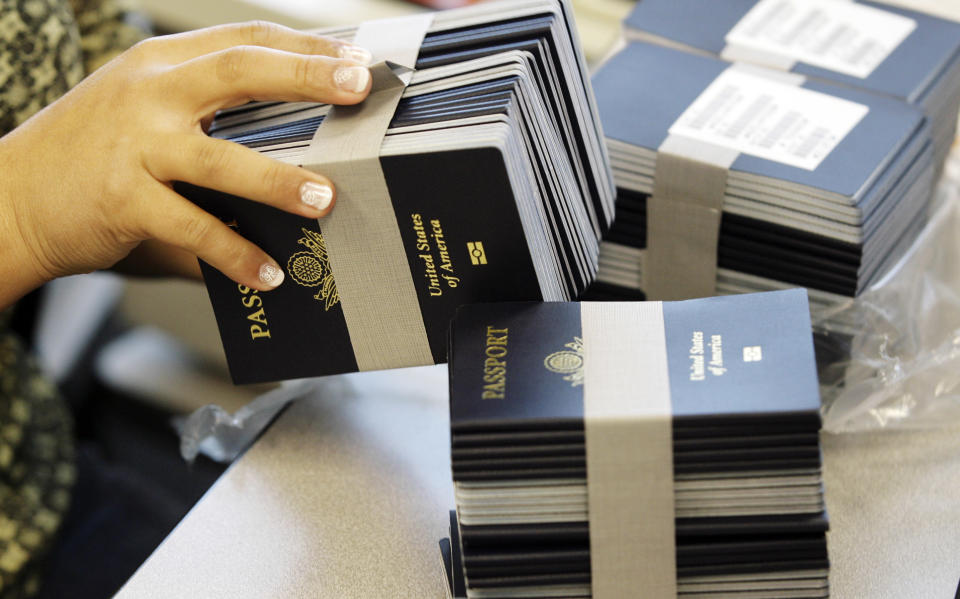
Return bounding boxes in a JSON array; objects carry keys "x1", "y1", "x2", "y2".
[
  {"x1": 178, "y1": 378, "x2": 327, "y2": 462},
  {"x1": 816, "y1": 146, "x2": 960, "y2": 432}
]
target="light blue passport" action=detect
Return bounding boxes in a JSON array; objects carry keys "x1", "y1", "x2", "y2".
[
  {"x1": 592, "y1": 42, "x2": 927, "y2": 208},
  {"x1": 625, "y1": 0, "x2": 960, "y2": 105}
]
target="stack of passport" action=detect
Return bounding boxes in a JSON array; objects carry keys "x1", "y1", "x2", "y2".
[
  {"x1": 623, "y1": 0, "x2": 960, "y2": 172},
  {"x1": 445, "y1": 290, "x2": 829, "y2": 598},
  {"x1": 182, "y1": 0, "x2": 615, "y2": 383},
  {"x1": 588, "y1": 41, "x2": 933, "y2": 302}
]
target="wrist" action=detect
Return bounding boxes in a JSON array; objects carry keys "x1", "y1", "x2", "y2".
[{"x1": 0, "y1": 140, "x2": 53, "y2": 310}]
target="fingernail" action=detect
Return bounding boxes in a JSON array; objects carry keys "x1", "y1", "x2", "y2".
[
  {"x1": 300, "y1": 181, "x2": 333, "y2": 212},
  {"x1": 339, "y1": 44, "x2": 372, "y2": 65},
  {"x1": 259, "y1": 263, "x2": 285, "y2": 289},
  {"x1": 334, "y1": 66, "x2": 370, "y2": 94}
]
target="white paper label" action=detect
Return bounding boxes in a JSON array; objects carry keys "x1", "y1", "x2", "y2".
[
  {"x1": 725, "y1": 0, "x2": 917, "y2": 79},
  {"x1": 668, "y1": 68, "x2": 868, "y2": 171}
]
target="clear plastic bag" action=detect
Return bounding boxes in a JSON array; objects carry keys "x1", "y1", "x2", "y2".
[
  {"x1": 177, "y1": 378, "x2": 325, "y2": 462},
  {"x1": 816, "y1": 146, "x2": 960, "y2": 432}
]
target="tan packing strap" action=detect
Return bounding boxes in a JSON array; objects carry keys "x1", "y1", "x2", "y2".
[
  {"x1": 302, "y1": 14, "x2": 435, "y2": 371},
  {"x1": 581, "y1": 301, "x2": 676, "y2": 597},
  {"x1": 644, "y1": 135, "x2": 738, "y2": 300}
]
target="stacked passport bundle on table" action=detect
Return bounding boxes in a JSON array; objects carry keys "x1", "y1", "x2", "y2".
[
  {"x1": 444, "y1": 290, "x2": 829, "y2": 598},
  {"x1": 588, "y1": 41, "x2": 934, "y2": 304},
  {"x1": 182, "y1": 0, "x2": 615, "y2": 383},
  {"x1": 624, "y1": 0, "x2": 960, "y2": 172}
]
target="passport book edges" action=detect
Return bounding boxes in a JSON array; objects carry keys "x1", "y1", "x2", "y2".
[
  {"x1": 448, "y1": 289, "x2": 820, "y2": 431},
  {"x1": 439, "y1": 510, "x2": 467, "y2": 599},
  {"x1": 181, "y1": 146, "x2": 541, "y2": 384}
]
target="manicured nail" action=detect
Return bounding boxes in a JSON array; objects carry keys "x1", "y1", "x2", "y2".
[
  {"x1": 334, "y1": 66, "x2": 370, "y2": 94},
  {"x1": 339, "y1": 44, "x2": 372, "y2": 65},
  {"x1": 300, "y1": 181, "x2": 333, "y2": 212},
  {"x1": 259, "y1": 263, "x2": 284, "y2": 289}
]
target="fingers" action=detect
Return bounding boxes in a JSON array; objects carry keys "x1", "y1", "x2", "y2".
[
  {"x1": 141, "y1": 184, "x2": 287, "y2": 291},
  {"x1": 118, "y1": 21, "x2": 370, "y2": 292},
  {"x1": 175, "y1": 46, "x2": 372, "y2": 114},
  {"x1": 146, "y1": 135, "x2": 336, "y2": 218},
  {"x1": 141, "y1": 21, "x2": 372, "y2": 66}
]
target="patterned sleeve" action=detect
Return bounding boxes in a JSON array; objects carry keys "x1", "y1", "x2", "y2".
[{"x1": 69, "y1": 0, "x2": 151, "y2": 73}]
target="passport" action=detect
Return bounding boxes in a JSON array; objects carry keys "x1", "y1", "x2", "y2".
[
  {"x1": 590, "y1": 41, "x2": 934, "y2": 299},
  {"x1": 446, "y1": 290, "x2": 831, "y2": 596},
  {"x1": 449, "y1": 289, "x2": 820, "y2": 432}
]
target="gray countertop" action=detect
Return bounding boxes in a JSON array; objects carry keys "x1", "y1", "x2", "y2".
[
  {"x1": 117, "y1": 365, "x2": 960, "y2": 598},
  {"x1": 823, "y1": 426, "x2": 960, "y2": 598}
]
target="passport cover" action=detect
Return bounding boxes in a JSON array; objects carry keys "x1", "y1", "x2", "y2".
[
  {"x1": 448, "y1": 289, "x2": 820, "y2": 431},
  {"x1": 625, "y1": 0, "x2": 960, "y2": 104},
  {"x1": 186, "y1": 147, "x2": 540, "y2": 383},
  {"x1": 593, "y1": 42, "x2": 926, "y2": 203}
]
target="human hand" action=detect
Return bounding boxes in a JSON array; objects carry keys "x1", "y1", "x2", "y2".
[{"x1": 0, "y1": 21, "x2": 373, "y2": 309}]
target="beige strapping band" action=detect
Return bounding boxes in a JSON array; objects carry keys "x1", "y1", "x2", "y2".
[
  {"x1": 581, "y1": 302, "x2": 676, "y2": 598},
  {"x1": 720, "y1": 45, "x2": 797, "y2": 71},
  {"x1": 644, "y1": 64, "x2": 805, "y2": 301},
  {"x1": 644, "y1": 135, "x2": 738, "y2": 301},
  {"x1": 303, "y1": 14, "x2": 434, "y2": 371}
]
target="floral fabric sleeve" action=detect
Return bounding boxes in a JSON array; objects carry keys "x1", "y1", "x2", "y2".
[
  {"x1": 0, "y1": 329, "x2": 75, "y2": 597},
  {"x1": 69, "y1": 0, "x2": 149, "y2": 72}
]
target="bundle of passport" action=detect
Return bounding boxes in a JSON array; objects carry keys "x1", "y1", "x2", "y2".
[
  {"x1": 625, "y1": 0, "x2": 960, "y2": 172},
  {"x1": 590, "y1": 40, "x2": 934, "y2": 305},
  {"x1": 443, "y1": 290, "x2": 829, "y2": 598},
  {"x1": 183, "y1": 0, "x2": 614, "y2": 383},
  {"x1": 589, "y1": 0, "x2": 960, "y2": 306}
]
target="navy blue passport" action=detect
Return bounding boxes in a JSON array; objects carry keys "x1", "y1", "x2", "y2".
[
  {"x1": 186, "y1": 147, "x2": 541, "y2": 384},
  {"x1": 448, "y1": 289, "x2": 820, "y2": 432}
]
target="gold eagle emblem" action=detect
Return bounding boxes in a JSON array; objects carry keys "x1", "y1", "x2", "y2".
[
  {"x1": 287, "y1": 228, "x2": 339, "y2": 311},
  {"x1": 544, "y1": 336, "x2": 584, "y2": 387}
]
